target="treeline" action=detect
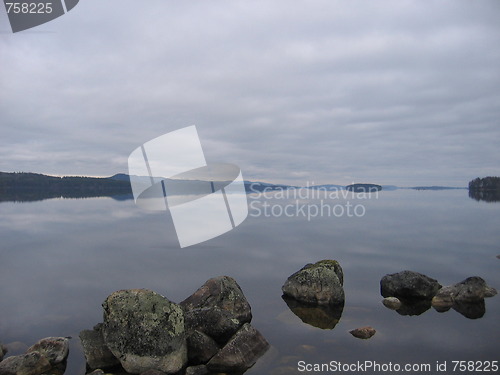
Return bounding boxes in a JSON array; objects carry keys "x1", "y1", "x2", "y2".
[
  {"x1": 468, "y1": 176, "x2": 500, "y2": 202},
  {"x1": 0, "y1": 172, "x2": 132, "y2": 202}
]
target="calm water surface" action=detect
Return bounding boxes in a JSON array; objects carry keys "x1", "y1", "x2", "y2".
[{"x1": 0, "y1": 189, "x2": 498, "y2": 374}]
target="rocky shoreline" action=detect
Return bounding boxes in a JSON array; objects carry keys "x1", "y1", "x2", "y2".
[{"x1": 1, "y1": 264, "x2": 497, "y2": 374}]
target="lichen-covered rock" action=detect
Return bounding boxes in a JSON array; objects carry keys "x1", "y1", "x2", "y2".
[
  {"x1": 79, "y1": 324, "x2": 120, "y2": 370},
  {"x1": 185, "y1": 364, "x2": 209, "y2": 375},
  {"x1": 382, "y1": 297, "x2": 402, "y2": 310},
  {"x1": 181, "y1": 276, "x2": 252, "y2": 324},
  {"x1": 0, "y1": 351, "x2": 51, "y2": 375},
  {"x1": 380, "y1": 270, "x2": 441, "y2": 299},
  {"x1": 186, "y1": 330, "x2": 219, "y2": 365},
  {"x1": 282, "y1": 260, "x2": 344, "y2": 305},
  {"x1": 26, "y1": 337, "x2": 69, "y2": 366},
  {"x1": 184, "y1": 307, "x2": 241, "y2": 344},
  {"x1": 207, "y1": 323, "x2": 269, "y2": 373},
  {"x1": 102, "y1": 289, "x2": 187, "y2": 374},
  {"x1": 349, "y1": 326, "x2": 376, "y2": 339}
]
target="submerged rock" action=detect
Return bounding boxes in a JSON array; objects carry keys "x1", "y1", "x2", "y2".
[
  {"x1": 282, "y1": 260, "x2": 345, "y2": 306},
  {"x1": 79, "y1": 324, "x2": 120, "y2": 370},
  {"x1": 382, "y1": 297, "x2": 402, "y2": 310},
  {"x1": 0, "y1": 351, "x2": 51, "y2": 375},
  {"x1": 349, "y1": 326, "x2": 376, "y2": 339},
  {"x1": 180, "y1": 276, "x2": 252, "y2": 324},
  {"x1": 380, "y1": 270, "x2": 441, "y2": 299},
  {"x1": 102, "y1": 289, "x2": 187, "y2": 374},
  {"x1": 282, "y1": 295, "x2": 344, "y2": 329},
  {"x1": 207, "y1": 323, "x2": 270, "y2": 373}
]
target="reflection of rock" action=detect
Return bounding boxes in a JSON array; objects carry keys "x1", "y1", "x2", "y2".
[
  {"x1": 102, "y1": 289, "x2": 187, "y2": 374},
  {"x1": 394, "y1": 298, "x2": 432, "y2": 316},
  {"x1": 282, "y1": 295, "x2": 344, "y2": 329},
  {"x1": 207, "y1": 323, "x2": 270, "y2": 373},
  {"x1": 0, "y1": 337, "x2": 69, "y2": 375},
  {"x1": 381, "y1": 270, "x2": 441, "y2": 300},
  {"x1": 382, "y1": 297, "x2": 401, "y2": 310},
  {"x1": 282, "y1": 260, "x2": 344, "y2": 305},
  {"x1": 349, "y1": 326, "x2": 376, "y2": 339},
  {"x1": 453, "y1": 300, "x2": 486, "y2": 319}
]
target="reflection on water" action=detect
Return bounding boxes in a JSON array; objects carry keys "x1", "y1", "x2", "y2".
[
  {"x1": 469, "y1": 189, "x2": 500, "y2": 202},
  {"x1": 0, "y1": 189, "x2": 499, "y2": 374}
]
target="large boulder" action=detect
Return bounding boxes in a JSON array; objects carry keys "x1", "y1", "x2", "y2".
[
  {"x1": 207, "y1": 323, "x2": 270, "y2": 373},
  {"x1": 282, "y1": 260, "x2": 344, "y2": 305},
  {"x1": 0, "y1": 351, "x2": 51, "y2": 375},
  {"x1": 180, "y1": 276, "x2": 252, "y2": 324},
  {"x1": 102, "y1": 289, "x2": 187, "y2": 374},
  {"x1": 380, "y1": 270, "x2": 441, "y2": 299},
  {"x1": 79, "y1": 324, "x2": 120, "y2": 370}
]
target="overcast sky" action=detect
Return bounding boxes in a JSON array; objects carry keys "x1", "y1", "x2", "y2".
[{"x1": 1, "y1": 0, "x2": 499, "y2": 186}]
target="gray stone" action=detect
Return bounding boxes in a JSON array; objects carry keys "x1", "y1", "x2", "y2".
[
  {"x1": 349, "y1": 326, "x2": 376, "y2": 339},
  {"x1": 380, "y1": 270, "x2": 441, "y2": 299},
  {"x1": 0, "y1": 341, "x2": 6, "y2": 362},
  {"x1": 86, "y1": 370, "x2": 105, "y2": 375},
  {"x1": 79, "y1": 324, "x2": 120, "y2": 370},
  {"x1": 181, "y1": 276, "x2": 252, "y2": 324},
  {"x1": 382, "y1": 297, "x2": 402, "y2": 310},
  {"x1": 207, "y1": 323, "x2": 269, "y2": 373},
  {"x1": 186, "y1": 330, "x2": 219, "y2": 365},
  {"x1": 282, "y1": 260, "x2": 344, "y2": 305},
  {"x1": 0, "y1": 351, "x2": 51, "y2": 375},
  {"x1": 102, "y1": 289, "x2": 187, "y2": 374},
  {"x1": 185, "y1": 365, "x2": 209, "y2": 375},
  {"x1": 27, "y1": 337, "x2": 69, "y2": 366},
  {"x1": 184, "y1": 307, "x2": 241, "y2": 344},
  {"x1": 432, "y1": 276, "x2": 497, "y2": 306}
]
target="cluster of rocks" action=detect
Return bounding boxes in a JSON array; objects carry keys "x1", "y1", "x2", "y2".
[
  {"x1": 0, "y1": 337, "x2": 69, "y2": 375},
  {"x1": 380, "y1": 270, "x2": 497, "y2": 318},
  {"x1": 79, "y1": 276, "x2": 269, "y2": 375},
  {"x1": 281, "y1": 260, "x2": 345, "y2": 330}
]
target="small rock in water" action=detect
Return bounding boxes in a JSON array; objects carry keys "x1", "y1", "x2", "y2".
[
  {"x1": 27, "y1": 337, "x2": 69, "y2": 366},
  {"x1": 382, "y1": 297, "x2": 401, "y2": 310},
  {"x1": 349, "y1": 326, "x2": 376, "y2": 339}
]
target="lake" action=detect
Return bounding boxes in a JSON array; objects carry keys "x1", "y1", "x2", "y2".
[{"x1": 0, "y1": 188, "x2": 498, "y2": 374}]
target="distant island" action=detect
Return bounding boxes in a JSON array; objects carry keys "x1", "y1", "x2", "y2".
[
  {"x1": 468, "y1": 176, "x2": 500, "y2": 202},
  {"x1": 345, "y1": 183, "x2": 382, "y2": 193}
]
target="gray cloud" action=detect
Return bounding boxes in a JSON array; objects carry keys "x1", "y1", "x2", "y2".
[{"x1": 1, "y1": 0, "x2": 499, "y2": 185}]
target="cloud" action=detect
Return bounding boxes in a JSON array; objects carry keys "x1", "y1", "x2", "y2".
[{"x1": 1, "y1": 0, "x2": 499, "y2": 185}]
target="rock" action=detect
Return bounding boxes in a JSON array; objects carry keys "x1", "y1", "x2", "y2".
[
  {"x1": 102, "y1": 289, "x2": 187, "y2": 374},
  {"x1": 0, "y1": 341, "x2": 6, "y2": 362},
  {"x1": 349, "y1": 326, "x2": 376, "y2": 339},
  {"x1": 79, "y1": 324, "x2": 120, "y2": 370},
  {"x1": 382, "y1": 297, "x2": 401, "y2": 310},
  {"x1": 281, "y1": 260, "x2": 345, "y2": 305},
  {"x1": 184, "y1": 307, "x2": 241, "y2": 344},
  {"x1": 140, "y1": 370, "x2": 167, "y2": 375},
  {"x1": 380, "y1": 270, "x2": 441, "y2": 299},
  {"x1": 86, "y1": 370, "x2": 106, "y2": 375},
  {"x1": 432, "y1": 277, "x2": 497, "y2": 306},
  {"x1": 26, "y1": 337, "x2": 69, "y2": 366},
  {"x1": 185, "y1": 365, "x2": 209, "y2": 375},
  {"x1": 181, "y1": 276, "x2": 252, "y2": 324},
  {"x1": 282, "y1": 295, "x2": 343, "y2": 329},
  {"x1": 207, "y1": 323, "x2": 270, "y2": 373},
  {"x1": 186, "y1": 330, "x2": 219, "y2": 365},
  {"x1": 0, "y1": 351, "x2": 51, "y2": 375}
]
